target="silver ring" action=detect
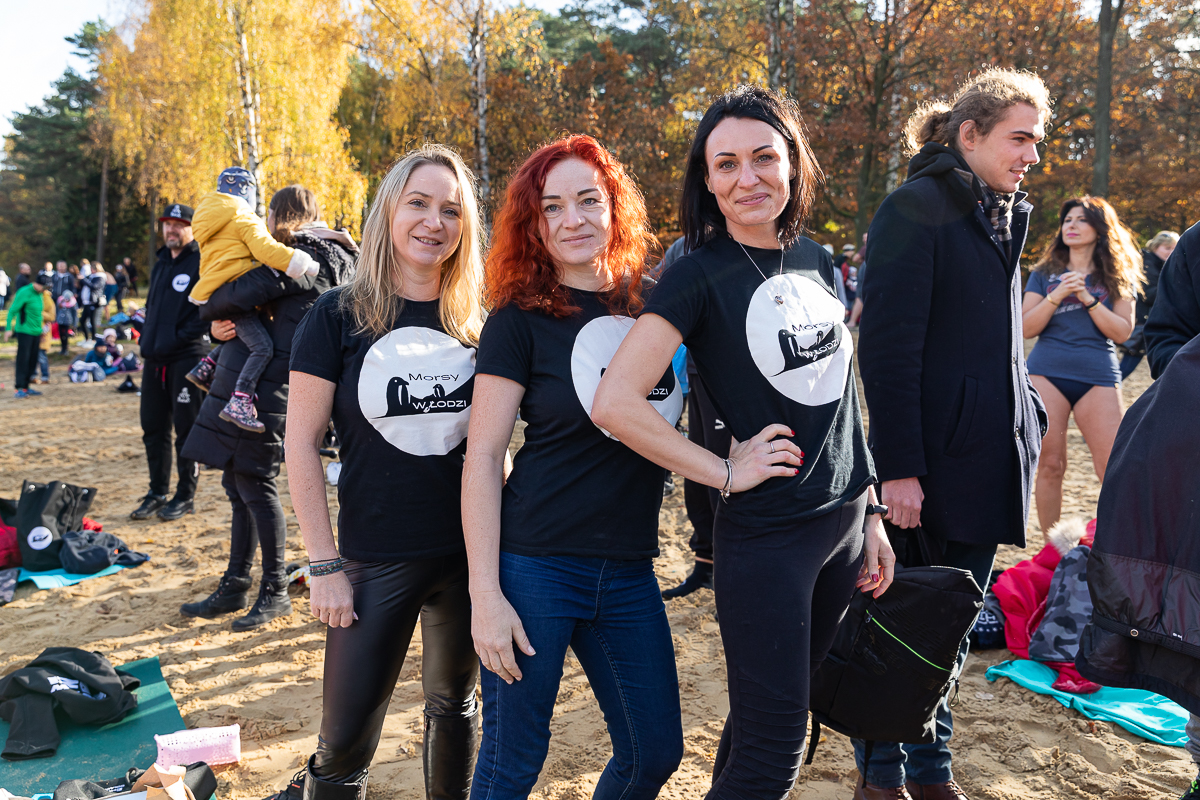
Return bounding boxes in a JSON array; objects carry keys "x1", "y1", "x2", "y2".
[{"x1": 769, "y1": 442, "x2": 775, "y2": 454}]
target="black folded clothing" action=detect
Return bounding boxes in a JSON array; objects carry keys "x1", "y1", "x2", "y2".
[
  {"x1": 59, "y1": 530, "x2": 150, "y2": 575},
  {"x1": 0, "y1": 648, "x2": 139, "y2": 760}
]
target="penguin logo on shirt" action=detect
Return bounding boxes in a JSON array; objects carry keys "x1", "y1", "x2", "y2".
[
  {"x1": 359, "y1": 327, "x2": 476, "y2": 456},
  {"x1": 745, "y1": 274, "x2": 852, "y2": 406},
  {"x1": 571, "y1": 315, "x2": 683, "y2": 440}
]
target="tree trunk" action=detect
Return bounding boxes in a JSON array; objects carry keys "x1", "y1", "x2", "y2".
[
  {"x1": 765, "y1": 0, "x2": 782, "y2": 90},
  {"x1": 96, "y1": 149, "x2": 109, "y2": 263},
  {"x1": 784, "y1": 0, "x2": 796, "y2": 98},
  {"x1": 1092, "y1": 0, "x2": 1125, "y2": 197},
  {"x1": 231, "y1": 1, "x2": 265, "y2": 216},
  {"x1": 146, "y1": 186, "x2": 157, "y2": 293},
  {"x1": 474, "y1": 3, "x2": 490, "y2": 211}
]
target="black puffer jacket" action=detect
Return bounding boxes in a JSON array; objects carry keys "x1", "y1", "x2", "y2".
[
  {"x1": 180, "y1": 232, "x2": 356, "y2": 478},
  {"x1": 1076, "y1": 334, "x2": 1200, "y2": 714}
]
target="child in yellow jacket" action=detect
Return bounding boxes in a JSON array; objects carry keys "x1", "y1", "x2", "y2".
[{"x1": 187, "y1": 167, "x2": 317, "y2": 433}]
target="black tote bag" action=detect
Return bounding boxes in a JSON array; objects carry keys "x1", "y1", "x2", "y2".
[{"x1": 15, "y1": 480, "x2": 97, "y2": 572}]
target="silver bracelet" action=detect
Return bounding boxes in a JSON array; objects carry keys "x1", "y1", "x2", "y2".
[{"x1": 720, "y1": 458, "x2": 733, "y2": 503}]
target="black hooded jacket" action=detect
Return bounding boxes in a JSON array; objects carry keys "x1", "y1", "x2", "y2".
[
  {"x1": 1076, "y1": 334, "x2": 1200, "y2": 713},
  {"x1": 1145, "y1": 219, "x2": 1200, "y2": 378},
  {"x1": 0, "y1": 648, "x2": 139, "y2": 760},
  {"x1": 858, "y1": 143, "x2": 1047, "y2": 548},
  {"x1": 139, "y1": 240, "x2": 209, "y2": 364},
  {"x1": 180, "y1": 232, "x2": 355, "y2": 478}
]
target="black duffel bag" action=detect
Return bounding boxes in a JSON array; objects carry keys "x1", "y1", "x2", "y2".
[
  {"x1": 807, "y1": 561, "x2": 983, "y2": 762},
  {"x1": 15, "y1": 481, "x2": 97, "y2": 572}
]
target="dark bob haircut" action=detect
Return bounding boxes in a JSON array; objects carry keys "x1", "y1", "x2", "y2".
[{"x1": 680, "y1": 85, "x2": 824, "y2": 253}]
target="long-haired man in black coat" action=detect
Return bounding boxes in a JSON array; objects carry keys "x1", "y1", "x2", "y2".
[{"x1": 854, "y1": 69, "x2": 1052, "y2": 800}]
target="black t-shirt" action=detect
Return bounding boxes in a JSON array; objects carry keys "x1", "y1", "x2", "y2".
[
  {"x1": 290, "y1": 289, "x2": 475, "y2": 561},
  {"x1": 644, "y1": 234, "x2": 874, "y2": 525},
  {"x1": 476, "y1": 288, "x2": 683, "y2": 559}
]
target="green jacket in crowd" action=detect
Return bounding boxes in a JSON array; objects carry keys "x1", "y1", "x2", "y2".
[{"x1": 5, "y1": 284, "x2": 47, "y2": 337}]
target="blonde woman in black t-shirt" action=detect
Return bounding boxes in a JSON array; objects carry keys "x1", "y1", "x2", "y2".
[
  {"x1": 595, "y1": 86, "x2": 894, "y2": 800},
  {"x1": 269, "y1": 145, "x2": 487, "y2": 800}
]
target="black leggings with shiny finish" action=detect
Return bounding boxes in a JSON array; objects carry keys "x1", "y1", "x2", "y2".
[{"x1": 313, "y1": 554, "x2": 478, "y2": 782}]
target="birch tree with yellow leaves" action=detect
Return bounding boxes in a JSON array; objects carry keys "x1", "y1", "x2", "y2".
[{"x1": 102, "y1": 0, "x2": 365, "y2": 231}]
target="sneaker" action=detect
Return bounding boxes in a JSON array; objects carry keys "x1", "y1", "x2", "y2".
[
  {"x1": 220, "y1": 392, "x2": 266, "y2": 433},
  {"x1": 180, "y1": 574, "x2": 253, "y2": 618},
  {"x1": 158, "y1": 496, "x2": 195, "y2": 521},
  {"x1": 262, "y1": 767, "x2": 306, "y2": 800},
  {"x1": 185, "y1": 356, "x2": 217, "y2": 393},
  {"x1": 14, "y1": 390, "x2": 28, "y2": 399},
  {"x1": 232, "y1": 580, "x2": 293, "y2": 631},
  {"x1": 24, "y1": 387, "x2": 43, "y2": 396},
  {"x1": 1182, "y1": 778, "x2": 1200, "y2": 800},
  {"x1": 130, "y1": 493, "x2": 169, "y2": 520}
]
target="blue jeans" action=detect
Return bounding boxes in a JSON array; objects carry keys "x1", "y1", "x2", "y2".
[
  {"x1": 472, "y1": 553, "x2": 683, "y2": 800},
  {"x1": 852, "y1": 541, "x2": 997, "y2": 788}
]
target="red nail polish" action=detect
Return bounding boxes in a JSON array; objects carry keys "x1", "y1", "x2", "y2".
[
  {"x1": 871, "y1": 573, "x2": 880, "y2": 582},
  {"x1": 793, "y1": 469, "x2": 799, "y2": 475}
]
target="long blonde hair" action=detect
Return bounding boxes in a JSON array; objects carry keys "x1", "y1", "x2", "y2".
[{"x1": 340, "y1": 145, "x2": 486, "y2": 345}]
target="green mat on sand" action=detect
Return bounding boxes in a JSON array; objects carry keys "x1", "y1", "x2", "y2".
[{"x1": 0, "y1": 656, "x2": 185, "y2": 796}]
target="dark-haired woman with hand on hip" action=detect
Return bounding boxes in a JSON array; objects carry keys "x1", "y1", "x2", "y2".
[
  {"x1": 463, "y1": 134, "x2": 686, "y2": 799},
  {"x1": 267, "y1": 145, "x2": 487, "y2": 800},
  {"x1": 594, "y1": 85, "x2": 894, "y2": 800}
]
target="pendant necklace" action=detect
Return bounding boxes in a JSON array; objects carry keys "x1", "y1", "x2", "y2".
[{"x1": 738, "y1": 241, "x2": 786, "y2": 304}]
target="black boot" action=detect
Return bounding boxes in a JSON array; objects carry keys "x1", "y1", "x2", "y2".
[
  {"x1": 232, "y1": 579, "x2": 293, "y2": 631},
  {"x1": 302, "y1": 758, "x2": 367, "y2": 800},
  {"x1": 662, "y1": 560, "x2": 714, "y2": 599},
  {"x1": 263, "y1": 767, "x2": 306, "y2": 800},
  {"x1": 180, "y1": 574, "x2": 253, "y2": 618},
  {"x1": 130, "y1": 493, "x2": 168, "y2": 520},
  {"x1": 423, "y1": 712, "x2": 479, "y2": 800}
]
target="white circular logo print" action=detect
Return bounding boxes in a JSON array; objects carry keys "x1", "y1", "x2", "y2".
[
  {"x1": 571, "y1": 315, "x2": 683, "y2": 439},
  {"x1": 358, "y1": 327, "x2": 476, "y2": 456},
  {"x1": 745, "y1": 274, "x2": 852, "y2": 407},
  {"x1": 27, "y1": 526, "x2": 54, "y2": 550},
  {"x1": 171, "y1": 274, "x2": 191, "y2": 292}
]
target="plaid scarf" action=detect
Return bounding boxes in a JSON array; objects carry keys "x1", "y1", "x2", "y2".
[{"x1": 955, "y1": 168, "x2": 1015, "y2": 260}]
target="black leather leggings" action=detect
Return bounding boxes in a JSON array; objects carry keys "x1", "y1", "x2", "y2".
[{"x1": 313, "y1": 554, "x2": 478, "y2": 782}]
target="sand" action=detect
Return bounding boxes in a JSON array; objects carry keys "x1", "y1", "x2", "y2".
[{"x1": 0, "y1": 338, "x2": 1192, "y2": 800}]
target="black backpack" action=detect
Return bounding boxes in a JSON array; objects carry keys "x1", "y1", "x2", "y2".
[
  {"x1": 807, "y1": 564, "x2": 983, "y2": 763},
  {"x1": 15, "y1": 480, "x2": 97, "y2": 572}
]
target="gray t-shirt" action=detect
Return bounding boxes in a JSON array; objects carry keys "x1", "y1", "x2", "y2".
[{"x1": 1024, "y1": 269, "x2": 1120, "y2": 384}]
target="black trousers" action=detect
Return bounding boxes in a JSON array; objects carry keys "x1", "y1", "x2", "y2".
[
  {"x1": 140, "y1": 358, "x2": 203, "y2": 500},
  {"x1": 682, "y1": 376, "x2": 731, "y2": 561},
  {"x1": 709, "y1": 492, "x2": 868, "y2": 799},
  {"x1": 80, "y1": 305, "x2": 102, "y2": 340},
  {"x1": 313, "y1": 555, "x2": 478, "y2": 782},
  {"x1": 14, "y1": 333, "x2": 41, "y2": 390},
  {"x1": 222, "y1": 467, "x2": 286, "y2": 585}
]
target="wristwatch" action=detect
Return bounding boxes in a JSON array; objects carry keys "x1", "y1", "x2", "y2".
[{"x1": 865, "y1": 504, "x2": 889, "y2": 517}]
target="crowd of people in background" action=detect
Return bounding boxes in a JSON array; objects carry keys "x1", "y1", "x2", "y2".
[
  {"x1": 4, "y1": 64, "x2": 1200, "y2": 800},
  {"x1": 2, "y1": 255, "x2": 140, "y2": 396}
]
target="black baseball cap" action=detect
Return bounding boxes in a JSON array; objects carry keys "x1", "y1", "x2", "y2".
[
  {"x1": 158, "y1": 203, "x2": 194, "y2": 224},
  {"x1": 34, "y1": 273, "x2": 52, "y2": 287}
]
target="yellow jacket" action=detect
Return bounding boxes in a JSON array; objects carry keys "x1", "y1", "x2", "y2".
[
  {"x1": 190, "y1": 191, "x2": 295, "y2": 304},
  {"x1": 39, "y1": 290, "x2": 54, "y2": 350}
]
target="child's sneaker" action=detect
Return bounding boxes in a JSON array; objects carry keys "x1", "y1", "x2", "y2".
[
  {"x1": 24, "y1": 387, "x2": 43, "y2": 396},
  {"x1": 186, "y1": 356, "x2": 217, "y2": 393},
  {"x1": 220, "y1": 391, "x2": 266, "y2": 433},
  {"x1": 14, "y1": 389, "x2": 28, "y2": 399},
  {"x1": 1182, "y1": 778, "x2": 1200, "y2": 800}
]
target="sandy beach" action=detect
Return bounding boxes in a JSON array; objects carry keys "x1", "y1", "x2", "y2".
[{"x1": 0, "y1": 339, "x2": 1190, "y2": 800}]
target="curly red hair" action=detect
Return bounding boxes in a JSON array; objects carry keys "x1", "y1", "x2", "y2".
[{"x1": 487, "y1": 135, "x2": 658, "y2": 318}]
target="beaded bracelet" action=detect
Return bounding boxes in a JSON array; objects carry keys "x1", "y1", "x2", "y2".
[{"x1": 309, "y1": 557, "x2": 345, "y2": 577}]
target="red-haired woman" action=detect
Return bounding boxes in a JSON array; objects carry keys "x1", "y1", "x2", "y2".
[{"x1": 462, "y1": 136, "x2": 687, "y2": 798}]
